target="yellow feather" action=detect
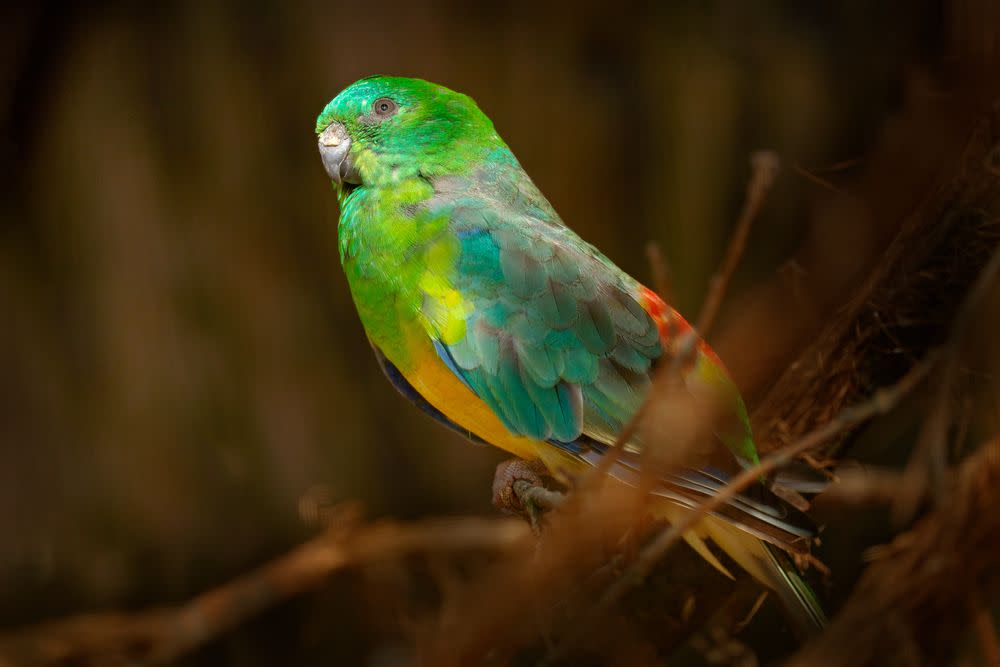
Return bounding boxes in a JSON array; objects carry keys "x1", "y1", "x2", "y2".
[{"x1": 403, "y1": 346, "x2": 539, "y2": 460}]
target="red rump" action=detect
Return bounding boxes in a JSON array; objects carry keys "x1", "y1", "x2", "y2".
[
  {"x1": 638, "y1": 285, "x2": 724, "y2": 367},
  {"x1": 638, "y1": 285, "x2": 692, "y2": 343}
]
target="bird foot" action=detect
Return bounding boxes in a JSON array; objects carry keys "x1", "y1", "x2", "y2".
[{"x1": 492, "y1": 458, "x2": 555, "y2": 531}]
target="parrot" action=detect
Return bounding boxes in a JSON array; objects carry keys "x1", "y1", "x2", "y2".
[{"x1": 315, "y1": 75, "x2": 826, "y2": 633}]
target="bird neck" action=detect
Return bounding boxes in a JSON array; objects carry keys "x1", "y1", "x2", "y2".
[{"x1": 336, "y1": 175, "x2": 451, "y2": 366}]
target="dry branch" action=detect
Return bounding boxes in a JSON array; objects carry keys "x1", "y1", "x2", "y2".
[
  {"x1": 696, "y1": 150, "x2": 780, "y2": 338},
  {"x1": 895, "y1": 236, "x2": 1000, "y2": 522},
  {"x1": 0, "y1": 513, "x2": 531, "y2": 666},
  {"x1": 787, "y1": 437, "x2": 1000, "y2": 667},
  {"x1": 752, "y1": 96, "x2": 1000, "y2": 456}
]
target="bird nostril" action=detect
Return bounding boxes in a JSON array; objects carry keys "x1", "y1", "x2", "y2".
[{"x1": 319, "y1": 123, "x2": 346, "y2": 147}]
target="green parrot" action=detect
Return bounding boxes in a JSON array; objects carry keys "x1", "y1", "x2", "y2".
[{"x1": 315, "y1": 75, "x2": 825, "y2": 632}]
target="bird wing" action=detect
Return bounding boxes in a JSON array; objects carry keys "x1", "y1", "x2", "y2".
[
  {"x1": 406, "y1": 171, "x2": 814, "y2": 547},
  {"x1": 424, "y1": 199, "x2": 661, "y2": 446}
]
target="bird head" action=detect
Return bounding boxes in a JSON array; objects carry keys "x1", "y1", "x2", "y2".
[{"x1": 315, "y1": 76, "x2": 503, "y2": 191}]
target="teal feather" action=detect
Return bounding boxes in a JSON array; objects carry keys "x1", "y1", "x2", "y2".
[
  {"x1": 543, "y1": 328, "x2": 577, "y2": 351},
  {"x1": 582, "y1": 399, "x2": 621, "y2": 443},
  {"x1": 447, "y1": 334, "x2": 479, "y2": 370},
  {"x1": 509, "y1": 312, "x2": 547, "y2": 345},
  {"x1": 587, "y1": 300, "x2": 617, "y2": 348},
  {"x1": 417, "y1": 153, "x2": 664, "y2": 446},
  {"x1": 514, "y1": 337, "x2": 561, "y2": 387},
  {"x1": 565, "y1": 271, "x2": 597, "y2": 300},
  {"x1": 470, "y1": 321, "x2": 500, "y2": 374},
  {"x1": 573, "y1": 301, "x2": 616, "y2": 354},
  {"x1": 558, "y1": 340, "x2": 598, "y2": 384},
  {"x1": 524, "y1": 228, "x2": 556, "y2": 261},
  {"x1": 582, "y1": 384, "x2": 631, "y2": 443},
  {"x1": 523, "y1": 379, "x2": 582, "y2": 442},
  {"x1": 501, "y1": 247, "x2": 547, "y2": 298},
  {"x1": 498, "y1": 353, "x2": 546, "y2": 438},
  {"x1": 481, "y1": 300, "x2": 515, "y2": 328},
  {"x1": 456, "y1": 229, "x2": 502, "y2": 282},
  {"x1": 607, "y1": 288, "x2": 657, "y2": 339},
  {"x1": 533, "y1": 280, "x2": 577, "y2": 328},
  {"x1": 611, "y1": 343, "x2": 652, "y2": 373},
  {"x1": 548, "y1": 245, "x2": 582, "y2": 284},
  {"x1": 592, "y1": 360, "x2": 647, "y2": 414}
]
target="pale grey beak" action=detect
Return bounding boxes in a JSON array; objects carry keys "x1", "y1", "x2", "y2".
[{"x1": 318, "y1": 122, "x2": 359, "y2": 186}]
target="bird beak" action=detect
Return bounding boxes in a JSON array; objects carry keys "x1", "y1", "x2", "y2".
[{"x1": 318, "y1": 122, "x2": 359, "y2": 186}]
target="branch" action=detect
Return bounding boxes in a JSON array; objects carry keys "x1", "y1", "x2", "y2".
[
  {"x1": 0, "y1": 512, "x2": 531, "y2": 666},
  {"x1": 512, "y1": 478, "x2": 565, "y2": 512},
  {"x1": 697, "y1": 150, "x2": 780, "y2": 337},
  {"x1": 786, "y1": 437, "x2": 1000, "y2": 667},
  {"x1": 751, "y1": 93, "x2": 1000, "y2": 457},
  {"x1": 645, "y1": 240, "x2": 674, "y2": 306},
  {"x1": 894, "y1": 237, "x2": 1000, "y2": 522}
]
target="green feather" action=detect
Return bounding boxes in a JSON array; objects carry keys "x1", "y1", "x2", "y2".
[
  {"x1": 553, "y1": 334, "x2": 598, "y2": 384},
  {"x1": 611, "y1": 343, "x2": 652, "y2": 373},
  {"x1": 497, "y1": 353, "x2": 545, "y2": 438},
  {"x1": 470, "y1": 321, "x2": 500, "y2": 375},
  {"x1": 533, "y1": 280, "x2": 577, "y2": 328},
  {"x1": 514, "y1": 337, "x2": 560, "y2": 387}
]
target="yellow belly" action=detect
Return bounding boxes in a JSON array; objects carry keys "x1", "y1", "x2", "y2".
[
  {"x1": 394, "y1": 336, "x2": 590, "y2": 481},
  {"x1": 401, "y1": 351, "x2": 542, "y2": 461}
]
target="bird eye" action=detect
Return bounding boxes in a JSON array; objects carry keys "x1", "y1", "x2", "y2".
[{"x1": 371, "y1": 97, "x2": 398, "y2": 121}]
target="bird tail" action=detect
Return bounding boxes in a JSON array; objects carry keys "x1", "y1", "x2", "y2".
[
  {"x1": 695, "y1": 513, "x2": 827, "y2": 635},
  {"x1": 583, "y1": 453, "x2": 828, "y2": 635}
]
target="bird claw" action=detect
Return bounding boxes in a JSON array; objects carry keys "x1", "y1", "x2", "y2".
[{"x1": 492, "y1": 458, "x2": 552, "y2": 530}]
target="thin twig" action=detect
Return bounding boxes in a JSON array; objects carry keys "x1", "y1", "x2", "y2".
[
  {"x1": 697, "y1": 150, "x2": 780, "y2": 337},
  {"x1": 513, "y1": 479, "x2": 566, "y2": 511},
  {"x1": 566, "y1": 152, "x2": 777, "y2": 502},
  {"x1": 818, "y1": 467, "x2": 912, "y2": 506},
  {"x1": 735, "y1": 591, "x2": 770, "y2": 633},
  {"x1": 790, "y1": 162, "x2": 843, "y2": 194},
  {"x1": 806, "y1": 157, "x2": 864, "y2": 173},
  {"x1": 645, "y1": 240, "x2": 674, "y2": 305}
]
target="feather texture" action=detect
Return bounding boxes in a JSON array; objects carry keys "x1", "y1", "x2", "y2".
[
  {"x1": 418, "y1": 167, "x2": 663, "y2": 445},
  {"x1": 320, "y1": 75, "x2": 825, "y2": 632}
]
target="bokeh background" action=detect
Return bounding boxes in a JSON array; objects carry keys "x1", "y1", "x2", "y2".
[{"x1": 1, "y1": 1, "x2": 950, "y2": 664}]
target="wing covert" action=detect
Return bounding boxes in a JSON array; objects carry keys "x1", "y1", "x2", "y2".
[{"x1": 418, "y1": 199, "x2": 663, "y2": 445}]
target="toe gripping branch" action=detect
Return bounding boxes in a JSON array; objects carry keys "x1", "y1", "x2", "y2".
[{"x1": 492, "y1": 458, "x2": 565, "y2": 529}]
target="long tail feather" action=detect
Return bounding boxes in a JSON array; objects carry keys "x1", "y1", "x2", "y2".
[{"x1": 698, "y1": 514, "x2": 827, "y2": 635}]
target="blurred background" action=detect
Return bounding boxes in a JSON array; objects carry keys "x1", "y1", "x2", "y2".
[{"x1": 0, "y1": 1, "x2": 954, "y2": 664}]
